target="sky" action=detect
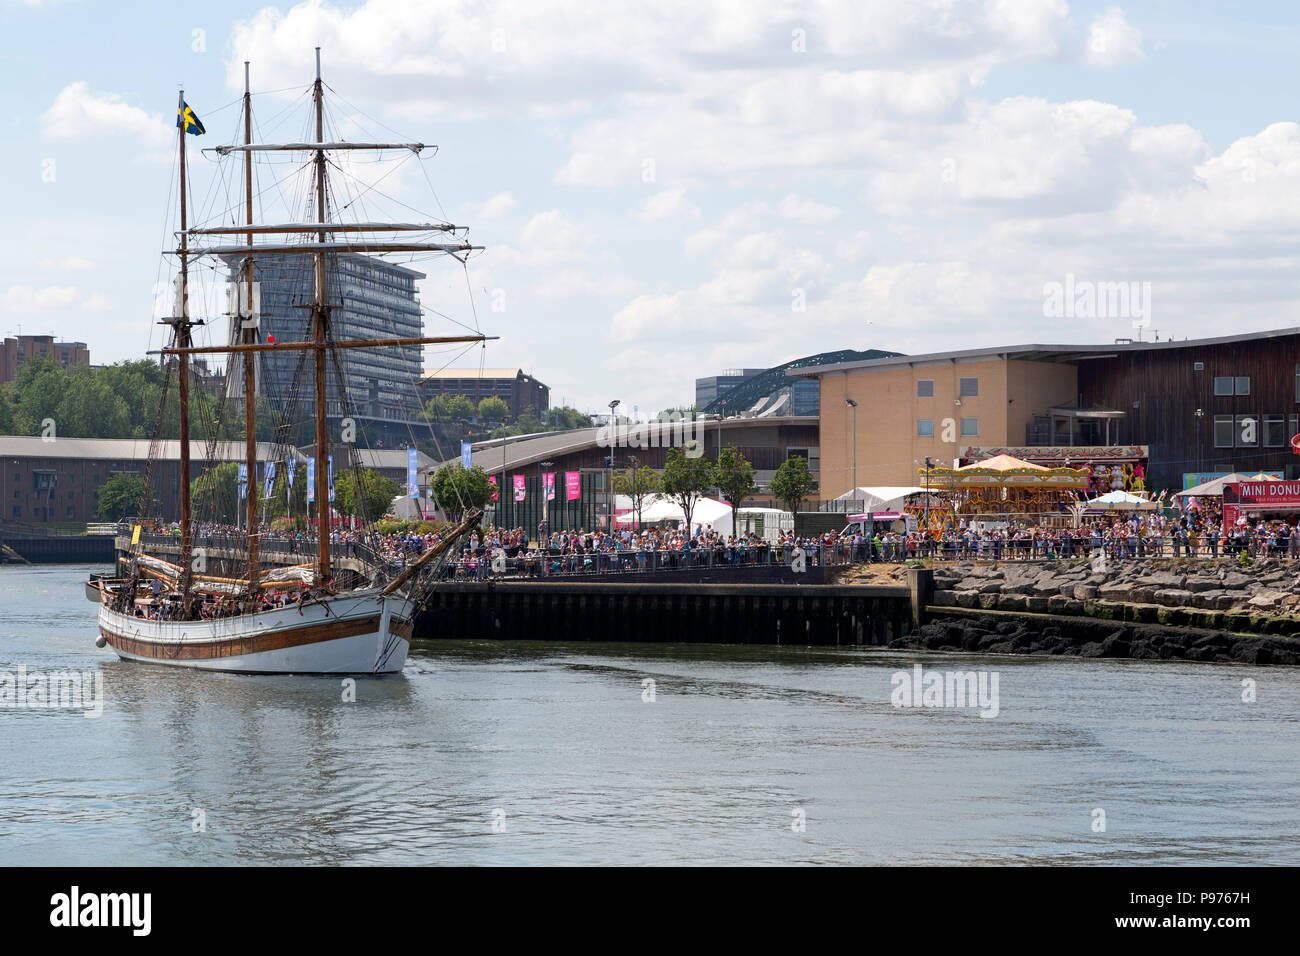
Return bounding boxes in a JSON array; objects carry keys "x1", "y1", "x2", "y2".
[{"x1": 4, "y1": 0, "x2": 1300, "y2": 419}]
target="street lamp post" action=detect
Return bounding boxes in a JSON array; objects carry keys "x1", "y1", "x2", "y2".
[
  {"x1": 538, "y1": 459, "x2": 554, "y2": 541},
  {"x1": 608, "y1": 400, "x2": 620, "y2": 532},
  {"x1": 845, "y1": 398, "x2": 858, "y2": 503}
]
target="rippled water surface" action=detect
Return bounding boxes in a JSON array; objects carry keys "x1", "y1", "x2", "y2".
[{"x1": 2, "y1": 564, "x2": 1298, "y2": 865}]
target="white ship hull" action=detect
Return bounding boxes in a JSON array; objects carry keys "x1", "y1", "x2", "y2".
[{"x1": 96, "y1": 588, "x2": 415, "y2": 674}]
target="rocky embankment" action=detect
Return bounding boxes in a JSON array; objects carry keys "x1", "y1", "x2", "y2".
[{"x1": 832, "y1": 557, "x2": 1300, "y2": 664}]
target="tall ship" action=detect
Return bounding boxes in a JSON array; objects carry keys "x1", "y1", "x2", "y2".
[{"x1": 88, "y1": 52, "x2": 488, "y2": 673}]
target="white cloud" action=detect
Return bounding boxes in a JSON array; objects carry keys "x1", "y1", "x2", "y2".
[
  {"x1": 635, "y1": 188, "x2": 701, "y2": 222},
  {"x1": 40, "y1": 82, "x2": 171, "y2": 144},
  {"x1": 777, "y1": 195, "x2": 842, "y2": 224},
  {"x1": 37, "y1": 256, "x2": 95, "y2": 271},
  {"x1": 531, "y1": 269, "x2": 642, "y2": 301},
  {"x1": 1085, "y1": 8, "x2": 1144, "y2": 67},
  {"x1": 476, "y1": 191, "x2": 517, "y2": 218},
  {"x1": 1, "y1": 284, "x2": 105, "y2": 313}
]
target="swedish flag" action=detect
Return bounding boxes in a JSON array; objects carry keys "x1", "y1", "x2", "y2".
[{"x1": 177, "y1": 101, "x2": 205, "y2": 136}]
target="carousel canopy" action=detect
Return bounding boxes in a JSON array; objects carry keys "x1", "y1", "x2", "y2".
[{"x1": 958, "y1": 454, "x2": 1046, "y2": 471}]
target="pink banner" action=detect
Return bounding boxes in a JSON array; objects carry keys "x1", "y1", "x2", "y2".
[
  {"x1": 543, "y1": 472, "x2": 555, "y2": 501},
  {"x1": 488, "y1": 475, "x2": 498, "y2": 502},
  {"x1": 513, "y1": 474, "x2": 526, "y2": 502},
  {"x1": 566, "y1": 471, "x2": 581, "y2": 501}
]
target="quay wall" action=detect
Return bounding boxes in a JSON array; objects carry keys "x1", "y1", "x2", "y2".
[{"x1": 415, "y1": 580, "x2": 917, "y2": 646}]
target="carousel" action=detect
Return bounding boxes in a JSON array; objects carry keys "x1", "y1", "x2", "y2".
[{"x1": 915, "y1": 454, "x2": 1091, "y2": 531}]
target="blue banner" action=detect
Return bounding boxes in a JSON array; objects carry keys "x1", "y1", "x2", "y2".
[
  {"x1": 238, "y1": 463, "x2": 247, "y2": 500},
  {"x1": 307, "y1": 457, "x2": 315, "y2": 503},
  {"x1": 461, "y1": 441, "x2": 473, "y2": 468},
  {"x1": 408, "y1": 447, "x2": 419, "y2": 497},
  {"x1": 263, "y1": 461, "x2": 276, "y2": 499},
  {"x1": 328, "y1": 454, "x2": 334, "y2": 503},
  {"x1": 287, "y1": 456, "x2": 296, "y2": 488}
]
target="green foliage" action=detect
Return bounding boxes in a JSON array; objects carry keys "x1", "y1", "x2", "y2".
[
  {"x1": 770, "y1": 455, "x2": 815, "y2": 514},
  {"x1": 546, "y1": 405, "x2": 594, "y2": 430},
  {"x1": 424, "y1": 393, "x2": 477, "y2": 424},
  {"x1": 191, "y1": 462, "x2": 241, "y2": 524},
  {"x1": 429, "y1": 462, "x2": 494, "y2": 519},
  {"x1": 712, "y1": 446, "x2": 756, "y2": 531},
  {"x1": 97, "y1": 472, "x2": 147, "y2": 521},
  {"x1": 261, "y1": 462, "x2": 307, "y2": 520},
  {"x1": 613, "y1": 464, "x2": 661, "y2": 525},
  {"x1": 333, "y1": 467, "x2": 401, "y2": 521},
  {"x1": 477, "y1": 396, "x2": 509, "y2": 421},
  {"x1": 660, "y1": 447, "x2": 714, "y2": 529}
]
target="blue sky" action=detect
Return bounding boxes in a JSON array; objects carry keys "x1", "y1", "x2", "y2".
[{"x1": 4, "y1": 0, "x2": 1300, "y2": 417}]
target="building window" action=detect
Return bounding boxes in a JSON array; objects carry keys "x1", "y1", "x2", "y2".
[
  {"x1": 1214, "y1": 376, "x2": 1233, "y2": 396},
  {"x1": 1235, "y1": 376, "x2": 1251, "y2": 396},
  {"x1": 917, "y1": 379, "x2": 934, "y2": 398},
  {"x1": 1236, "y1": 414, "x2": 1258, "y2": 447},
  {"x1": 1295, "y1": 365, "x2": 1300, "y2": 403},
  {"x1": 960, "y1": 417, "x2": 979, "y2": 437},
  {"x1": 917, "y1": 419, "x2": 935, "y2": 437},
  {"x1": 959, "y1": 377, "x2": 979, "y2": 397},
  {"x1": 1265, "y1": 415, "x2": 1286, "y2": 447},
  {"x1": 1213, "y1": 415, "x2": 1234, "y2": 448}
]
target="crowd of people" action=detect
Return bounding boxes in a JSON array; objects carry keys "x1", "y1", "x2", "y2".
[{"x1": 132, "y1": 503, "x2": 1300, "y2": 592}]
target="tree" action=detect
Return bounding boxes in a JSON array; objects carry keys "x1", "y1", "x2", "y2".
[
  {"x1": 97, "y1": 473, "x2": 147, "y2": 521},
  {"x1": 191, "y1": 462, "x2": 241, "y2": 525},
  {"x1": 660, "y1": 447, "x2": 714, "y2": 531},
  {"x1": 547, "y1": 405, "x2": 594, "y2": 430},
  {"x1": 613, "y1": 463, "x2": 660, "y2": 528},
  {"x1": 477, "y1": 396, "x2": 509, "y2": 422},
  {"x1": 713, "y1": 446, "x2": 756, "y2": 536},
  {"x1": 429, "y1": 463, "x2": 494, "y2": 520},
  {"x1": 334, "y1": 467, "x2": 401, "y2": 522},
  {"x1": 424, "y1": 393, "x2": 476, "y2": 424},
  {"x1": 770, "y1": 455, "x2": 816, "y2": 514}
]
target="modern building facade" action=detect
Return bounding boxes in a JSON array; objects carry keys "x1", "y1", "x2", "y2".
[
  {"x1": 695, "y1": 369, "x2": 764, "y2": 409},
  {"x1": 0, "y1": 335, "x2": 90, "y2": 385},
  {"x1": 795, "y1": 328, "x2": 1300, "y2": 496},
  {"x1": 223, "y1": 253, "x2": 426, "y2": 444},
  {"x1": 419, "y1": 368, "x2": 550, "y2": 420}
]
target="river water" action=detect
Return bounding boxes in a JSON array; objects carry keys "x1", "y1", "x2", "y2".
[{"x1": 1, "y1": 563, "x2": 1297, "y2": 865}]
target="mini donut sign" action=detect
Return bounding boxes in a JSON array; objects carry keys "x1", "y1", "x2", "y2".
[{"x1": 1291, "y1": 433, "x2": 1300, "y2": 454}]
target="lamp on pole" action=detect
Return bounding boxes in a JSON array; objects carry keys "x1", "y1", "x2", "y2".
[
  {"x1": 608, "y1": 400, "x2": 620, "y2": 531},
  {"x1": 538, "y1": 459, "x2": 554, "y2": 540},
  {"x1": 845, "y1": 398, "x2": 858, "y2": 502}
]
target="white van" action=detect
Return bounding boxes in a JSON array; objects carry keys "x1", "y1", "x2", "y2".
[{"x1": 840, "y1": 511, "x2": 918, "y2": 537}]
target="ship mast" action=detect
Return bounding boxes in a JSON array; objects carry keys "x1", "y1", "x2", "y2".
[
  {"x1": 174, "y1": 89, "x2": 195, "y2": 606},
  {"x1": 312, "y1": 47, "x2": 331, "y2": 585},
  {"x1": 243, "y1": 62, "x2": 260, "y2": 594}
]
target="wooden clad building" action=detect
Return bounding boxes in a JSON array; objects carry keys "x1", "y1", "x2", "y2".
[{"x1": 795, "y1": 328, "x2": 1300, "y2": 495}]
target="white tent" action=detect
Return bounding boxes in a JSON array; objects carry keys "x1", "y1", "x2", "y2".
[
  {"x1": 616, "y1": 494, "x2": 732, "y2": 530},
  {"x1": 1078, "y1": 490, "x2": 1160, "y2": 512},
  {"x1": 834, "y1": 486, "x2": 925, "y2": 512}
]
